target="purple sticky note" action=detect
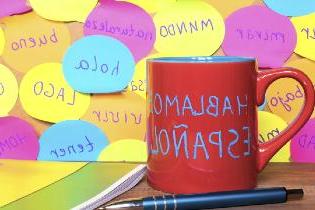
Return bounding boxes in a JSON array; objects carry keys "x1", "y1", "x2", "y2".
[
  {"x1": 0, "y1": 0, "x2": 32, "y2": 18},
  {"x1": 291, "y1": 119, "x2": 315, "y2": 163},
  {"x1": 0, "y1": 116, "x2": 39, "y2": 160},
  {"x1": 222, "y1": 6, "x2": 297, "y2": 68},
  {"x1": 84, "y1": 0, "x2": 156, "y2": 62}
]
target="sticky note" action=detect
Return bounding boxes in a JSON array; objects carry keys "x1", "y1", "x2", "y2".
[
  {"x1": 19, "y1": 63, "x2": 91, "y2": 123},
  {"x1": 116, "y1": 0, "x2": 175, "y2": 14},
  {"x1": 291, "y1": 119, "x2": 315, "y2": 162},
  {"x1": 0, "y1": 64, "x2": 18, "y2": 116},
  {"x1": 207, "y1": 0, "x2": 254, "y2": 18},
  {"x1": 222, "y1": 6, "x2": 297, "y2": 68},
  {"x1": 38, "y1": 120, "x2": 109, "y2": 161},
  {"x1": 258, "y1": 111, "x2": 289, "y2": 162},
  {"x1": 258, "y1": 98, "x2": 267, "y2": 111},
  {"x1": 0, "y1": 116, "x2": 39, "y2": 160},
  {"x1": 0, "y1": 0, "x2": 31, "y2": 18},
  {"x1": 29, "y1": 0, "x2": 98, "y2": 22},
  {"x1": 154, "y1": 0, "x2": 225, "y2": 56},
  {"x1": 1, "y1": 12, "x2": 71, "y2": 73},
  {"x1": 98, "y1": 139, "x2": 147, "y2": 162},
  {"x1": 291, "y1": 13, "x2": 315, "y2": 61},
  {"x1": 82, "y1": 91, "x2": 146, "y2": 142},
  {"x1": 266, "y1": 59, "x2": 315, "y2": 123},
  {"x1": 84, "y1": 1, "x2": 156, "y2": 62},
  {"x1": 0, "y1": 27, "x2": 4, "y2": 55},
  {"x1": 63, "y1": 35, "x2": 135, "y2": 94},
  {"x1": 264, "y1": 0, "x2": 315, "y2": 17}
]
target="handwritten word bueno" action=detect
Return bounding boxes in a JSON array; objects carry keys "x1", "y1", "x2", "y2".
[
  {"x1": 149, "y1": 124, "x2": 251, "y2": 160},
  {"x1": 159, "y1": 18, "x2": 214, "y2": 37},
  {"x1": 11, "y1": 28, "x2": 59, "y2": 51}
]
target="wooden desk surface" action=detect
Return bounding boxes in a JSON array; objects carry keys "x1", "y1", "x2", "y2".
[{"x1": 104, "y1": 163, "x2": 315, "y2": 210}]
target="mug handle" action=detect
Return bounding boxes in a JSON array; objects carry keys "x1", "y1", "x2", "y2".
[{"x1": 256, "y1": 68, "x2": 315, "y2": 172}]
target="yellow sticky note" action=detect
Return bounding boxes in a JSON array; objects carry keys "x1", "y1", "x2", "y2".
[
  {"x1": 154, "y1": 0, "x2": 225, "y2": 56},
  {"x1": 0, "y1": 27, "x2": 4, "y2": 55},
  {"x1": 1, "y1": 12, "x2": 71, "y2": 73},
  {"x1": 29, "y1": 0, "x2": 98, "y2": 22},
  {"x1": 0, "y1": 64, "x2": 18, "y2": 116},
  {"x1": 291, "y1": 13, "x2": 315, "y2": 61},
  {"x1": 120, "y1": 0, "x2": 176, "y2": 14},
  {"x1": 98, "y1": 139, "x2": 147, "y2": 162},
  {"x1": 0, "y1": 159, "x2": 86, "y2": 207},
  {"x1": 258, "y1": 111, "x2": 290, "y2": 162},
  {"x1": 82, "y1": 91, "x2": 146, "y2": 142},
  {"x1": 206, "y1": 0, "x2": 255, "y2": 18},
  {"x1": 266, "y1": 58, "x2": 315, "y2": 123},
  {"x1": 19, "y1": 63, "x2": 91, "y2": 123}
]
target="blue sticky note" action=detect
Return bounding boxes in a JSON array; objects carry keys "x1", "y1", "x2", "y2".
[
  {"x1": 264, "y1": 0, "x2": 315, "y2": 16},
  {"x1": 63, "y1": 35, "x2": 135, "y2": 94},
  {"x1": 38, "y1": 120, "x2": 109, "y2": 161},
  {"x1": 258, "y1": 98, "x2": 267, "y2": 111}
]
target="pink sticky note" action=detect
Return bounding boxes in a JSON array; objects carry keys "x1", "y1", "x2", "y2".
[
  {"x1": 0, "y1": 116, "x2": 39, "y2": 160},
  {"x1": 84, "y1": 0, "x2": 156, "y2": 62},
  {"x1": 222, "y1": 6, "x2": 297, "y2": 68},
  {"x1": 0, "y1": 0, "x2": 32, "y2": 18},
  {"x1": 291, "y1": 119, "x2": 315, "y2": 163}
]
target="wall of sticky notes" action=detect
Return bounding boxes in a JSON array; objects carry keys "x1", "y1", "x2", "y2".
[{"x1": 0, "y1": 0, "x2": 315, "y2": 163}]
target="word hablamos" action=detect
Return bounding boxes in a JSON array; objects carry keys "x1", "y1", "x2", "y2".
[
  {"x1": 11, "y1": 28, "x2": 59, "y2": 51},
  {"x1": 151, "y1": 93, "x2": 249, "y2": 117},
  {"x1": 149, "y1": 124, "x2": 251, "y2": 160}
]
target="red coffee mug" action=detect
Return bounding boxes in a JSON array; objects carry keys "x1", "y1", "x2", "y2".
[{"x1": 146, "y1": 56, "x2": 315, "y2": 194}]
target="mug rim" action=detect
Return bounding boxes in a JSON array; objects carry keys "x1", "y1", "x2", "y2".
[{"x1": 147, "y1": 56, "x2": 256, "y2": 63}]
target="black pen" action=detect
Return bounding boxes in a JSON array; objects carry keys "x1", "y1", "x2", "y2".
[{"x1": 100, "y1": 187, "x2": 303, "y2": 210}]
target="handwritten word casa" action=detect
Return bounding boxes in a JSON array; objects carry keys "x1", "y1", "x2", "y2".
[
  {"x1": 151, "y1": 93, "x2": 248, "y2": 117},
  {"x1": 149, "y1": 124, "x2": 251, "y2": 160},
  {"x1": 1, "y1": 12, "x2": 71, "y2": 73},
  {"x1": 62, "y1": 35, "x2": 135, "y2": 93},
  {"x1": 153, "y1": 0, "x2": 224, "y2": 56},
  {"x1": 19, "y1": 63, "x2": 90, "y2": 123}
]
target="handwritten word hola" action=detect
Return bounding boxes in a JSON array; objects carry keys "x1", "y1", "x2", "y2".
[
  {"x1": 33, "y1": 81, "x2": 76, "y2": 106},
  {"x1": 11, "y1": 28, "x2": 59, "y2": 51},
  {"x1": 75, "y1": 56, "x2": 120, "y2": 76}
]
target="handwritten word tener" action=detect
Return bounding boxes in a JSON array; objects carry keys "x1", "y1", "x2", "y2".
[
  {"x1": 149, "y1": 124, "x2": 251, "y2": 160},
  {"x1": 50, "y1": 136, "x2": 94, "y2": 158},
  {"x1": 0, "y1": 133, "x2": 26, "y2": 156},
  {"x1": 33, "y1": 81, "x2": 76, "y2": 106},
  {"x1": 151, "y1": 94, "x2": 248, "y2": 117},
  {"x1": 236, "y1": 29, "x2": 285, "y2": 43},
  {"x1": 159, "y1": 18, "x2": 214, "y2": 37},
  {"x1": 11, "y1": 28, "x2": 59, "y2": 51},
  {"x1": 85, "y1": 20, "x2": 153, "y2": 41},
  {"x1": 75, "y1": 56, "x2": 120, "y2": 76},
  {"x1": 269, "y1": 85, "x2": 303, "y2": 112}
]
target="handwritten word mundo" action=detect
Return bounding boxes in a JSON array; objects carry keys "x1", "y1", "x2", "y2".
[
  {"x1": 50, "y1": 136, "x2": 94, "y2": 159},
  {"x1": 0, "y1": 133, "x2": 26, "y2": 156},
  {"x1": 33, "y1": 81, "x2": 76, "y2": 106},
  {"x1": 11, "y1": 28, "x2": 59, "y2": 51},
  {"x1": 151, "y1": 94, "x2": 248, "y2": 117},
  {"x1": 159, "y1": 18, "x2": 214, "y2": 37},
  {"x1": 269, "y1": 85, "x2": 303, "y2": 111},
  {"x1": 75, "y1": 56, "x2": 120, "y2": 76},
  {"x1": 149, "y1": 124, "x2": 251, "y2": 160},
  {"x1": 0, "y1": 82, "x2": 4, "y2": 95},
  {"x1": 85, "y1": 20, "x2": 153, "y2": 41},
  {"x1": 93, "y1": 110, "x2": 142, "y2": 125},
  {"x1": 236, "y1": 29, "x2": 285, "y2": 43},
  {"x1": 301, "y1": 27, "x2": 315, "y2": 40}
]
